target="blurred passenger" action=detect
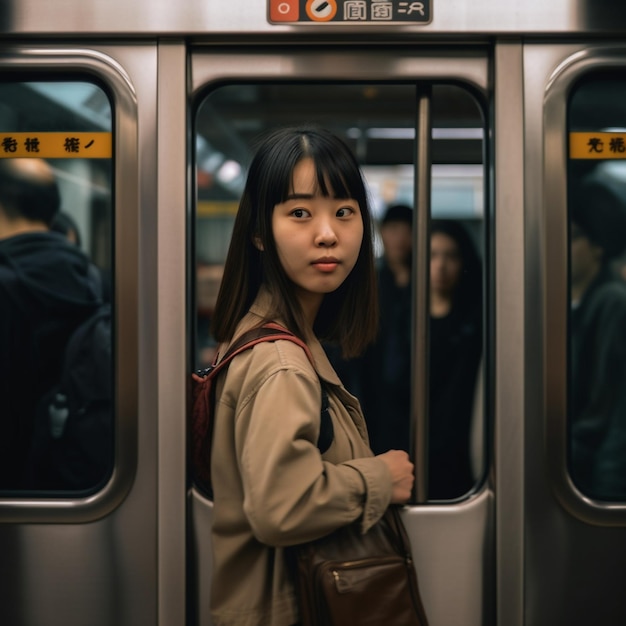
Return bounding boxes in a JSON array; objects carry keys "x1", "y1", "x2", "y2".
[
  {"x1": 569, "y1": 175, "x2": 626, "y2": 500},
  {"x1": 0, "y1": 158, "x2": 102, "y2": 489},
  {"x1": 351, "y1": 204, "x2": 413, "y2": 455},
  {"x1": 428, "y1": 219, "x2": 482, "y2": 499}
]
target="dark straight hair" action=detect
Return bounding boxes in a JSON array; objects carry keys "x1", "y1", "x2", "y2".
[{"x1": 211, "y1": 126, "x2": 378, "y2": 358}]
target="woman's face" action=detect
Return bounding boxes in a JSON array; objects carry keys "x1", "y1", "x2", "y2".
[
  {"x1": 430, "y1": 231, "x2": 463, "y2": 298},
  {"x1": 271, "y1": 158, "x2": 363, "y2": 321}
]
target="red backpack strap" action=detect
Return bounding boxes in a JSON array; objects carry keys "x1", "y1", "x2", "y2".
[
  {"x1": 193, "y1": 323, "x2": 312, "y2": 381},
  {"x1": 221, "y1": 323, "x2": 313, "y2": 369},
  {"x1": 190, "y1": 323, "x2": 314, "y2": 495}
]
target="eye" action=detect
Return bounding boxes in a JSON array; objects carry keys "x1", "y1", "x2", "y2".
[
  {"x1": 290, "y1": 208, "x2": 311, "y2": 218},
  {"x1": 337, "y1": 205, "x2": 357, "y2": 218}
]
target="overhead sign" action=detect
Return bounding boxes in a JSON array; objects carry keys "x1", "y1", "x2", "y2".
[
  {"x1": 570, "y1": 132, "x2": 626, "y2": 160},
  {"x1": 269, "y1": 0, "x2": 431, "y2": 24},
  {"x1": 0, "y1": 132, "x2": 112, "y2": 159}
]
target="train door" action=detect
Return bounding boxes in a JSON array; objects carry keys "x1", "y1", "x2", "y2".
[
  {"x1": 0, "y1": 44, "x2": 169, "y2": 626},
  {"x1": 523, "y1": 43, "x2": 626, "y2": 625},
  {"x1": 188, "y1": 46, "x2": 495, "y2": 626}
]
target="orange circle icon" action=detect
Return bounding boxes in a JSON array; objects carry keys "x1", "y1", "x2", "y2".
[
  {"x1": 270, "y1": 0, "x2": 299, "y2": 22},
  {"x1": 306, "y1": 0, "x2": 337, "y2": 22}
]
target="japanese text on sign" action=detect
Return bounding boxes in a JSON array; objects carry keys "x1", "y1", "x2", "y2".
[
  {"x1": 269, "y1": 0, "x2": 431, "y2": 23},
  {"x1": 0, "y1": 133, "x2": 112, "y2": 159},
  {"x1": 570, "y1": 132, "x2": 626, "y2": 160}
]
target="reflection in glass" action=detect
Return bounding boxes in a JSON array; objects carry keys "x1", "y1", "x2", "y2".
[{"x1": 0, "y1": 81, "x2": 113, "y2": 494}]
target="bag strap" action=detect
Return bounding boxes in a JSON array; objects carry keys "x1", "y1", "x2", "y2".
[
  {"x1": 194, "y1": 322, "x2": 313, "y2": 380},
  {"x1": 192, "y1": 323, "x2": 334, "y2": 498},
  {"x1": 386, "y1": 505, "x2": 430, "y2": 625},
  {"x1": 386, "y1": 506, "x2": 414, "y2": 556}
]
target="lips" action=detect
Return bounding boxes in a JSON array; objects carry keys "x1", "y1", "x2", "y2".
[{"x1": 312, "y1": 256, "x2": 340, "y2": 272}]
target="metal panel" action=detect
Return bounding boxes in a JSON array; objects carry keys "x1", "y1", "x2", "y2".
[
  {"x1": 1, "y1": 0, "x2": 624, "y2": 36},
  {"x1": 156, "y1": 40, "x2": 188, "y2": 626},
  {"x1": 190, "y1": 48, "x2": 489, "y2": 95},
  {"x1": 524, "y1": 42, "x2": 626, "y2": 626},
  {"x1": 0, "y1": 43, "x2": 161, "y2": 626},
  {"x1": 493, "y1": 41, "x2": 525, "y2": 626}
]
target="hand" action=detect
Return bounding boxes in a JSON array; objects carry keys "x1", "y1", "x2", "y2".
[{"x1": 376, "y1": 450, "x2": 415, "y2": 504}]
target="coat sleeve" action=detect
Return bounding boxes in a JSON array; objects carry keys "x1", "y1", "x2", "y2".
[{"x1": 234, "y1": 366, "x2": 392, "y2": 547}]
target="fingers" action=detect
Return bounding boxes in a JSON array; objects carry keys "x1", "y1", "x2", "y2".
[{"x1": 376, "y1": 450, "x2": 415, "y2": 503}]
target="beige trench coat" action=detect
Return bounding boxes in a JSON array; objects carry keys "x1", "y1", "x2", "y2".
[{"x1": 210, "y1": 289, "x2": 393, "y2": 626}]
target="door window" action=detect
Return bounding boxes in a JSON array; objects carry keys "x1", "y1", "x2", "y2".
[
  {"x1": 0, "y1": 80, "x2": 113, "y2": 495},
  {"x1": 567, "y1": 73, "x2": 626, "y2": 501},
  {"x1": 193, "y1": 82, "x2": 486, "y2": 501}
]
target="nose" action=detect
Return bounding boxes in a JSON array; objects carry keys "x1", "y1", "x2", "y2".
[{"x1": 315, "y1": 218, "x2": 338, "y2": 247}]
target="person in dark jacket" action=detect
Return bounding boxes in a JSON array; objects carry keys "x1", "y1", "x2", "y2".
[
  {"x1": 428, "y1": 219, "x2": 482, "y2": 499},
  {"x1": 0, "y1": 158, "x2": 102, "y2": 490},
  {"x1": 333, "y1": 204, "x2": 414, "y2": 455},
  {"x1": 569, "y1": 174, "x2": 626, "y2": 500}
]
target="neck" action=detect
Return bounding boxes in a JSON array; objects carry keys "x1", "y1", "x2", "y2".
[
  {"x1": 0, "y1": 215, "x2": 48, "y2": 240},
  {"x1": 296, "y1": 290, "x2": 323, "y2": 329},
  {"x1": 387, "y1": 258, "x2": 410, "y2": 287},
  {"x1": 430, "y1": 292, "x2": 452, "y2": 318}
]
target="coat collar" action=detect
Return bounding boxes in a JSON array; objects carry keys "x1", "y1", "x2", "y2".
[{"x1": 235, "y1": 285, "x2": 343, "y2": 387}]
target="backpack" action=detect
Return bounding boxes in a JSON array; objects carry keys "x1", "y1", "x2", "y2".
[
  {"x1": 190, "y1": 322, "x2": 333, "y2": 497},
  {"x1": 28, "y1": 303, "x2": 113, "y2": 491}
]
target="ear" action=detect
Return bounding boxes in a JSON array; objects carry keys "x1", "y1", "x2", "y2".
[{"x1": 252, "y1": 234, "x2": 264, "y2": 251}]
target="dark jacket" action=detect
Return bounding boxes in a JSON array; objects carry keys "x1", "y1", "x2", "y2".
[
  {"x1": 333, "y1": 260, "x2": 412, "y2": 455},
  {"x1": 0, "y1": 232, "x2": 102, "y2": 489},
  {"x1": 570, "y1": 267, "x2": 626, "y2": 500},
  {"x1": 428, "y1": 307, "x2": 482, "y2": 499}
]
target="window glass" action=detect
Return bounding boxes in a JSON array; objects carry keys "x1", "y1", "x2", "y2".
[
  {"x1": 567, "y1": 74, "x2": 626, "y2": 501},
  {"x1": 193, "y1": 83, "x2": 485, "y2": 501},
  {"x1": 427, "y1": 86, "x2": 485, "y2": 500},
  {"x1": 0, "y1": 80, "x2": 114, "y2": 495}
]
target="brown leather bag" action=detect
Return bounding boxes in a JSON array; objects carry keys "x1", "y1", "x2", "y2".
[{"x1": 292, "y1": 506, "x2": 429, "y2": 625}]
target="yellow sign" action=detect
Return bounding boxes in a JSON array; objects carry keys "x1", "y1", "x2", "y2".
[
  {"x1": 570, "y1": 132, "x2": 626, "y2": 160},
  {"x1": 0, "y1": 132, "x2": 112, "y2": 159},
  {"x1": 197, "y1": 201, "x2": 239, "y2": 217}
]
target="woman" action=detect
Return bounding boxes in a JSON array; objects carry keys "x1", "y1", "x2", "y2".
[
  {"x1": 208, "y1": 127, "x2": 415, "y2": 626},
  {"x1": 428, "y1": 219, "x2": 483, "y2": 499}
]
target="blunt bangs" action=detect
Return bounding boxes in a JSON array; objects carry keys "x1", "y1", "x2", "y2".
[{"x1": 254, "y1": 127, "x2": 367, "y2": 208}]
